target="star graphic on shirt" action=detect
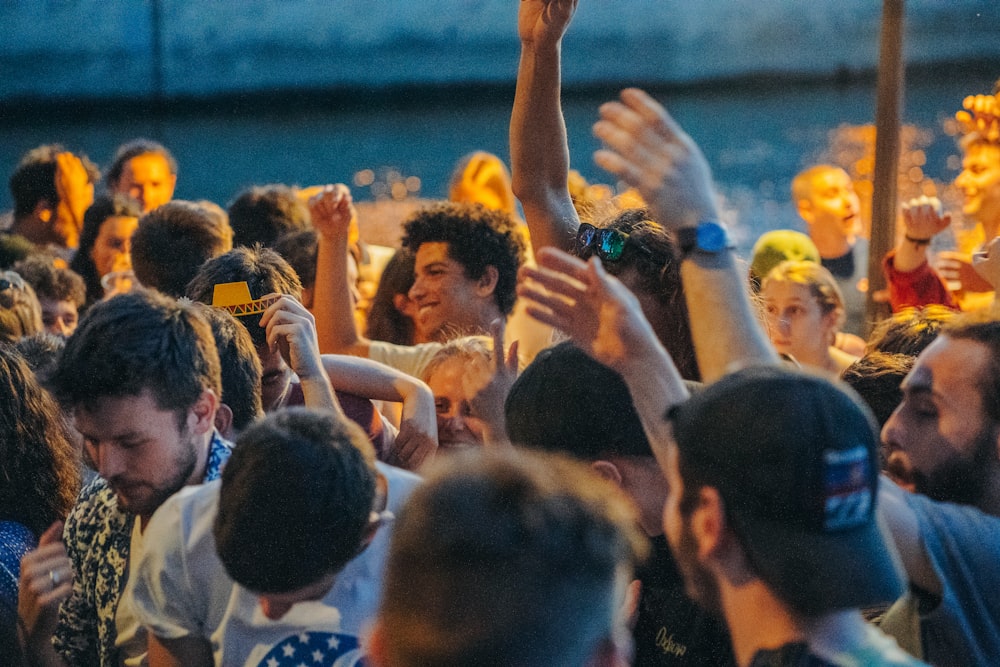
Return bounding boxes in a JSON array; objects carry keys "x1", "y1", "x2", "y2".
[
  {"x1": 298, "y1": 632, "x2": 310, "y2": 644},
  {"x1": 312, "y1": 649, "x2": 324, "y2": 662},
  {"x1": 327, "y1": 635, "x2": 341, "y2": 650},
  {"x1": 267, "y1": 658, "x2": 279, "y2": 667},
  {"x1": 282, "y1": 642, "x2": 296, "y2": 657}
]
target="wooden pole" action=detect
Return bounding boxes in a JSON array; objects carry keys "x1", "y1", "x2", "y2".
[{"x1": 866, "y1": 0, "x2": 905, "y2": 336}]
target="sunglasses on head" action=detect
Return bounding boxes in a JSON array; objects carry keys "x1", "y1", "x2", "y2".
[
  {"x1": 576, "y1": 223, "x2": 631, "y2": 262},
  {"x1": 0, "y1": 273, "x2": 25, "y2": 292}
]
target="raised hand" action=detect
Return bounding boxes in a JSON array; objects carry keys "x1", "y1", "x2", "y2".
[
  {"x1": 468, "y1": 318, "x2": 519, "y2": 447},
  {"x1": 259, "y1": 294, "x2": 325, "y2": 382},
  {"x1": 973, "y1": 236, "x2": 1000, "y2": 293},
  {"x1": 901, "y1": 196, "x2": 950, "y2": 241},
  {"x1": 308, "y1": 184, "x2": 355, "y2": 241},
  {"x1": 518, "y1": 246, "x2": 658, "y2": 372},
  {"x1": 518, "y1": 0, "x2": 579, "y2": 47},
  {"x1": 593, "y1": 88, "x2": 719, "y2": 229},
  {"x1": 956, "y1": 93, "x2": 1000, "y2": 142}
]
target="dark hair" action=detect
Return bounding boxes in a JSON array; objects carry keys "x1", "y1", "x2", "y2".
[
  {"x1": 867, "y1": 305, "x2": 955, "y2": 356},
  {"x1": 9, "y1": 145, "x2": 99, "y2": 218},
  {"x1": 106, "y1": 139, "x2": 177, "y2": 187},
  {"x1": 0, "y1": 271, "x2": 42, "y2": 343},
  {"x1": 273, "y1": 229, "x2": 318, "y2": 290},
  {"x1": 402, "y1": 202, "x2": 524, "y2": 316},
  {"x1": 50, "y1": 289, "x2": 221, "y2": 415},
  {"x1": 131, "y1": 200, "x2": 234, "y2": 298},
  {"x1": 215, "y1": 408, "x2": 376, "y2": 593},
  {"x1": 70, "y1": 194, "x2": 142, "y2": 305},
  {"x1": 192, "y1": 303, "x2": 264, "y2": 433},
  {"x1": 942, "y1": 313, "x2": 1000, "y2": 423},
  {"x1": 0, "y1": 345, "x2": 80, "y2": 537},
  {"x1": 14, "y1": 332, "x2": 66, "y2": 387},
  {"x1": 227, "y1": 185, "x2": 311, "y2": 249},
  {"x1": 186, "y1": 246, "x2": 302, "y2": 348},
  {"x1": 505, "y1": 342, "x2": 652, "y2": 460},
  {"x1": 378, "y1": 450, "x2": 645, "y2": 666},
  {"x1": 841, "y1": 352, "x2": 915, "y2": 429},
  {"x1": 577, "y1": 208, "x2": 698, "y2": 380},
  {"x1": 365, "y1": 249, "x2": 416, "y2": 345},
  {"x1": 15, "y1": 256, "x2": 86, "y2": 307}
]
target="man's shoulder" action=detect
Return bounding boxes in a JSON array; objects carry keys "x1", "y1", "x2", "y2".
[
  {"x1": 65, "y1": 477, "x2": 124, "y2": 535},
  {"x1": 377, "y1": 461, "x2": 422, "y2": 513}
]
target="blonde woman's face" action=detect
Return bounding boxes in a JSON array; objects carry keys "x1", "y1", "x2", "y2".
[{"x1": 762, "y1": 280, "x2": 839, "y2": 364}]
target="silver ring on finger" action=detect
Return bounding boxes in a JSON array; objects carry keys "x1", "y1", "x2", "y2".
[{"x1": 49, "y1": 569, "x2": 60, "y2": 587}]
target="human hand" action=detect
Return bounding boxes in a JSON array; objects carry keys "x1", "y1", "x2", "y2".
[
  {"x1": 54, "y1": 152, "x2": 94, "y2": 241},
  {"x1": 18, "y1": 522, "x2": 72, "y2": 653},
  {"x1": 259, "y1": 294, "x2": 325, "y2": 381},
  {"x1": 308, "y1": 184, "x2": 355, "y2": 242},
  {"x1": 518, "y1": 0, "x2": 578, "y2": 47},
  {"x1": 901, "y1": 196, "x2": 950, "y2": 241},
  {"x1": 468, "y1": 319, "x2": 519, "y2": 446},
  {"x1": 518, "y1": 246, "x2": 659, "y2": 372},
  {"x1": 956, "y1": 93, "x2": 1000, "y2": 142},
  {"x1": 387, "y1": 380, "x2": 438, "y2": 470},
  {"x1": 972, "y1": 236, "x2": 1000, "y2": 292},
  {"x1": 593, "y1": 88, "x2": 719, "y2": 230},
  {"x1": 936, "y1": 250, "x2": 994, "y2": 293}
]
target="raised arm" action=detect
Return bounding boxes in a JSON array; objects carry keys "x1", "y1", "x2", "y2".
[
  {"x1": 592, "y1": 88, "x2": 778, "y2": 380},
  {"x1": 883, "y1": 196, "x2": 958, "y2": 311},
  {"x1": 320, "y1": 354, "x2": 438, "y2": 469},
  {"x1": 309, "y1": 184, "x2": 372, "y2": 357},
  {"x1": 510, "y1": 0, "x2": 581, "y2": 252}
]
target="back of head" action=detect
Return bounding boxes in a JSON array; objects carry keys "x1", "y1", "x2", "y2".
[
  {"x1": 131, "y1": 200, "x2": 234, "y2": 297},
  {"x1": 867, "y1": 305, "x2": 954, "y2": 356},
  {"x1": 401, "y1": 202, "x2": 525, "y2": 316},
  {"x1": 273, "y1": 229, "x2": 318, "y2": 291},
  {"x1": 9, "y1": 145, "x2": 98, "y2": 219},
  {"x1": 377, "y1": 449, "x2": 645, "y2": 667},
  {"x1": 14, "y1": 332, "x2": 66, "y2": 387},
  {"x1": 505, "y1": 341, "x2": 651, "y2": 460},
  {"x1": 50, "y1": 288, "x2": 221, "y2": 414},
  {"x1": 669, "y1": 365, "x2": 903, "y2": 616},
  {"x1": 214, "y1": 407, "x2": 376, "y2": 593},
  {"x1": 192, "y1": 303, "x2": 263, "y2": 433},
  {"x1": 227, "y1": 184, "x2": 311, "y2": 249},
  {"x1": 448, "y1": 151, "x2": 517, "y2": 215},
  {"x1": 0, "y1": 271, "x2": 43, "y2": 343},
  {"x1": 186, "y1": 245, "x2": 303, "y2": 347},
  {"x1": 365, "y1": 248, "x2": 416, "y2": 345},
  {"x1": 575, "y1": 208, "x2": 698, "y2": 380},
  {"x1": 106, "y1": 138, "x2": 177, "y2": 188},
  {"x1": 841, "y1": 352, "x2": 915, "y2": 429},
  {"x1": 748, "y1": 230, "x2": 821, "y2": 291},
  {"x1": 0, "y1": 344, "x2": 80, "y2": 536}
]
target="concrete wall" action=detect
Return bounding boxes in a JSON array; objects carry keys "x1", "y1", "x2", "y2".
[{"x1": 3, "y1": 0, "x2": 999, "y2": 102}]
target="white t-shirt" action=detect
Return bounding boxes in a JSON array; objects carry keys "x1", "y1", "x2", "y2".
[{"x1": 126, "y1": 463, "x2": 421, "y2": 666}]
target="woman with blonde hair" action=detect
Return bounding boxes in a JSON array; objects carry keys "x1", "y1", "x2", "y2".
[{"x1": 761, "y1": 259, "x2": 858, "y2": 376}]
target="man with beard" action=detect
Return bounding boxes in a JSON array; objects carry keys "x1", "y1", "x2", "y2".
[{"x1": 17, "y1": 289, "x2": 231, "y2": 666}]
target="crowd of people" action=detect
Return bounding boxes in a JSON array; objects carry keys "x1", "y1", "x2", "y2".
[{"x1": 2, "y1": 1, "x2": 1000, "y2": 665}]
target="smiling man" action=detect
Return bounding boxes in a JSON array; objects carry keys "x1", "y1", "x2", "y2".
[{"x1": 106, "y1": 139, "x2": 178, "y2": 214}]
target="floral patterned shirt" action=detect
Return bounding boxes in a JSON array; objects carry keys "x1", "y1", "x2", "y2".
[{"x1": 53, "y1": 432, "x2": 231, "y2": 667}]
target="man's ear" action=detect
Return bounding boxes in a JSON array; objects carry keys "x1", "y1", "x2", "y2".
[
  {"x1": 475, "y1": 265, "x2": 500, "y2": 297},
  {"x1": 189, "y1": 389, "x2": 219, "y2": 436},
  {"x1": 689, "y1": 486, "x2": 727, "y2": 560},
  {"x1": 591, "y1": 460, "x2": 624, "y2": 488},
  {"x1": 33, "y1": 199, "x2": 54, "y2": 223},
  {"x1": 213, "y1": 403, "x2": 234, "y2": 440}
]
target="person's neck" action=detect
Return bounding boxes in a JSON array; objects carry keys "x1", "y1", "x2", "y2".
[
  {"x1": 976, "y1": 213, "x2": 1000, "y2": 245},
  {"x1": 809, "y1": 229, "x2": 852, "y2": 260},
  {"x1": 11, "y1": 215, "x2": 61, "y2": 247},
  {"x1": 721, "y1": 580, "x2": 804, "y2": 666}
]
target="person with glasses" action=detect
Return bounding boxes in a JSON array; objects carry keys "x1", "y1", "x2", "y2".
[{"x1": 510, "y1": 0, "x2": 700, "y2": 380}]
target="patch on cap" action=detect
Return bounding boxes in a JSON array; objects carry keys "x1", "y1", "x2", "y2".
[{"x1": 823, "y1": 445, "x2": 872, "y2": 531}]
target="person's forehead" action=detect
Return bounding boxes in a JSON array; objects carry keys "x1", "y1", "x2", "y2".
[
  {"x1": 100, "y1": 215, "x2": 139, "y2": 235},
  {"x1": 762, "y1": 280, "x2": 812, "y2": 301},
  {"x1": 40, "y1": 297, "x2": 76, "y2": 313},
  {"x1": 415, "y1": 241, "x2": 456, "y2": 266},
  {"x1": 906, "y1": 336, "x2": 990, "y2": 405},
  {"x1": 125, "y1": 153, "x2": 171, "y2": 177},
  {"x1": 74, "y1": 390, "x2": 179, "y2": 437}
]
